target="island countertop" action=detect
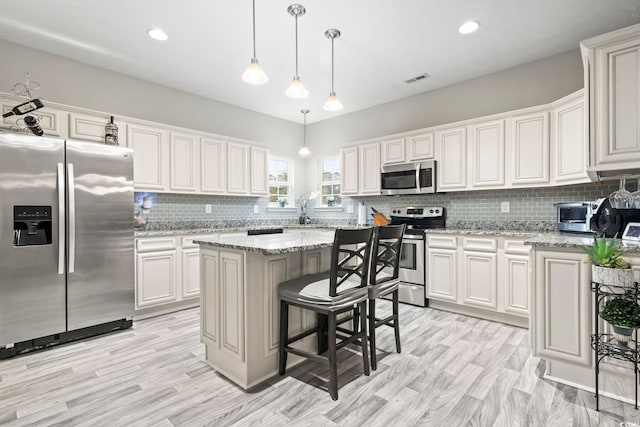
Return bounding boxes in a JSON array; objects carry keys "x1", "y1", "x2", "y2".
[{"x1": 195, "y1": 229, "x2": 339, "y2": 255}]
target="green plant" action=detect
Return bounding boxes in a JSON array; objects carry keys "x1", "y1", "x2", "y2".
[
  {"x1": 583, "y1": 234, "x2": 630, "y2": 269},
  {"x1": 599, "y1": 297, "x2": 640, "y2": 328}
]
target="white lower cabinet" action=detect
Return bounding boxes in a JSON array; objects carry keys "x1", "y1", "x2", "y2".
[
  {"x1": 135, "y1": 234, "x2": 211, "y2": 314},
  {"x1": 427, "y1": 234, "x2": 531, "y2": 324}
]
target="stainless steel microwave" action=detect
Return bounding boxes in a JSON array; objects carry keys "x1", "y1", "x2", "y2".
[{"x1": 380, "y1": 160, "x2": 436, "y2": 195}]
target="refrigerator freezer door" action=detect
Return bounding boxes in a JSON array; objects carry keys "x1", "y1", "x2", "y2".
[
  {"x1": 0, "y1": 133, "x2": 66, "y2": 345},
  {"x1": 65, "y1": 140, "x2": 134, "y2": 330}
]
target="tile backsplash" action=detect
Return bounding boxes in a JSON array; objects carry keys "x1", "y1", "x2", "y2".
[{"x1": 135, "y1": 181, "x2": 621, "y2": 230}]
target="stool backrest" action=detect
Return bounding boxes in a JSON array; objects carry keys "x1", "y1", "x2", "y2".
[
  {"x1": 329, "y1": 227, "x2": 374, "y2": 297},
  {"x1": 369, "y1": 224, "x2": 405, "y2": 286}
]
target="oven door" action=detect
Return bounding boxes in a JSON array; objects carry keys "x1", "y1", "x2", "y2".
[{"x1": 398, "y1": 237, "x2": 425, "y2": 285}]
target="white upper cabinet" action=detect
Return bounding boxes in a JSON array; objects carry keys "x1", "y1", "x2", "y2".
[
  {"x1": 381, "y1": 138, "x2": 406, "y2": 165},
  {"x1": 68, "y1": 113, "x2": 126, "y2": 145},
  {"x1": 127, "y1": 123, "x2": 169, "y2": 191},
  {"x1": 436, "y1": 126, "x2": 467, "y2": 191},
  {"x1": 551, "y1": 91, "x2": 589, "y2": 185},
  {"x1": 201, "y1": 138, "x2": 226, "y2": 193},
  {"x1": 340, "y1": 146, "x2": 359, "y2": 195},
  {"x1": 470, "y1": 120, "x2": 505, "y2": 188},
  {"x1": 250, "y1": 146, "x2": 269, "y2": 195},
  {"x1": 359, "y1": 142, "x2": 381, "y2": 194},
  {"x1": 582, "y1": 24, "x2": 640, "y2": 171},
  {"x1": 407, "y1": 132, "x2": 435, "y2": 161},
  {"x1": 509, "y1": 111, "x2": 550, "y2": 186},
  {"x1": 227, "y1": 142, "x2": 248, "y2": 194},
  {"x1": 170, "y1": 132, "x2": 199, "y2": 192}
]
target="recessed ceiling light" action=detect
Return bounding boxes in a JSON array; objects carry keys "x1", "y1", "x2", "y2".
[
  {"x1": 147, "y1": 28, "x2": 168, "y2": 41},
  {"x1": 458, "y1": 21, "x2": 480, "y2": 35}
]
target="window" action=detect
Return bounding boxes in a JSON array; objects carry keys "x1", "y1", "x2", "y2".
[
  {"x1": 319, "y1": 157, "x2": 341, "y2": 206},
  {"x1": 268, "y1": 157, "x2": 292, "y2": 207}
]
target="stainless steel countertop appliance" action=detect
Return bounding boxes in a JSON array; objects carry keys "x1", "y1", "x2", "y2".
[
  {"x1": 388, "y1": 206, "x2": 445, "y2": 307},
  {"x1": 554, "y1": 201, "x2": 596, "y2": 233},
  {"x1": 0, "y1": 132, "x2": 134, "y2": 358}
]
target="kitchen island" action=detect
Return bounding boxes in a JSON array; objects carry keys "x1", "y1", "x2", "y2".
[
  {"x1": 195, "y1": 230, "x2": 337, "y2": 389},
  {"x1": 525, "y1": 234, "x2": 640, "y2": 406}
]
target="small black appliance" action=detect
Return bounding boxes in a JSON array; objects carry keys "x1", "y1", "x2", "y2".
[{"x1": 590, "y1": 197, "x2": 640, "y2": 237}]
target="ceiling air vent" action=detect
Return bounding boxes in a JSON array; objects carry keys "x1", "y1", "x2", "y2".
[{"x1": 404, "y1": 73, "x2": 431, "y2": 84}]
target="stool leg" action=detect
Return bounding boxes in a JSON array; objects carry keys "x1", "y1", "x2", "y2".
[
  {"x1": 368, "y1": 298, "x2": 377, "y2": 371},
  {"x1": 360, "y1": 301, "x2": 371, "y2": 376},
  {"x1": 393, "y1": 290, "x2": 401, "y2": 354},
  {"x1": 279, "y1": 300, "x2": 289, "y2": 375},
  {"x1": 328, "y1": 313, "x2": 338, "y2": 400}
]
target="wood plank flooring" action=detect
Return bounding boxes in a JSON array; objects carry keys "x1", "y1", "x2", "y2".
[{"x1": 1, "y1": 303, "x2": 639, "y2": 426}]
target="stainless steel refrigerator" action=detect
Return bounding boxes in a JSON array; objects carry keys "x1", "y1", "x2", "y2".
[{"x1": 0, "y1": 132, "x2": 134, "y2": 357}]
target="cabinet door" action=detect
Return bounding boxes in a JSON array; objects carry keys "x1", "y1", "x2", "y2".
[
  {"x1": 437, "y1": 127, "x2": 467, "y2": 191},
  {"x1": 0, "y1": 97, "x2": 63, "y2": 137},
  {"x1": 250, "y1": 146, "x2": 269, "y2": 195},
  {"x1": 227, "y1": 142, "x2": 248, "y2": 194},
  {"x1": 470, "y1": 120, "x2": 505, "y2": 188},
  {"x1": 510, "y1": 111, "x2": 550, "y2": 185},
  {"x1": 170, "y1": 132, "x2": 199, "y2": 192},
  {"x1": 136, "y1": 250, "x2": 178, "y2": 308},
  {"x1": 461, "y1": 251, "x2": 498, "y2": 310},
  {"x1": 359, "y1": 143, "x2": 381, "y2": 194},
  {"x1": 182, "y1": 247, "x2": 201, "y2": 299},
  {"x1": 219, "y1": 251, "x2": 245, "y2": 361},
  {"x1": 201, "y1": 138, "x2": 226, "y2": 193},
  {"x1": 592, "y1": 40, "x2": 640, "y2": 167},
  {"x1": 68, "y1": 113, "x2": 126, "y2": 145},
  {"x1": 534, "y1": 250, "x2": 591, "y2": 366},
  {"x1": 340, "y1": 147, "x2": 359, "y2": 195},
  {"x1": 381, "y1": 138, "x2": 406, "y2": 165},
  {"x1": 427, "y1": 248, "x2": 458, "y2": 302},
  {"x1": 408, "y1": 132, "x2": 434, "y2": 161},
  {"x1": 201, "y1": 250, "x2": 219, "y2": 347},
  {"x1": 503, "y1": 254, "x2": 530, "y2": 317},
  {"x1": 552, "y1": 94, "x2": 588, "y2": 184},
  {"x1": 127, "y1": 123, "x2": 169, "y2": 191}
]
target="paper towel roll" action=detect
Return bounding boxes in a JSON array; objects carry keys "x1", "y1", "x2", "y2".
[{"x1": 357, "y1": 203, "x2": 367, "y2": 225}]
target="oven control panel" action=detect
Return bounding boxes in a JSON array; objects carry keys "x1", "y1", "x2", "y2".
[{"x1": 390, "y1": 206, "x2": 444, "y2": 218}]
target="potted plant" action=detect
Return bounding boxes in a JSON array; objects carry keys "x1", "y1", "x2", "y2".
[
  {"x1": 583, "y1": 234, "x2": 635, "y2": 288},
  {"x1": 277, "y1": 198, "x2": 287, "y2": 208},
  {"x1": 327, "y1": 196, "x2": 336, "y2": 207},
  {"x1": 599, "y1": 297, "x2": 640, "y2": 348}
]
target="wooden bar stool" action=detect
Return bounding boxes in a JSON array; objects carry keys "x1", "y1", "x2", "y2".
[
  {"x1": 367, "y1": 224, "x2": 405, "y2": 370},
  {"x1": 278, "y1": 227, "x2": 374, "y2": 400}
]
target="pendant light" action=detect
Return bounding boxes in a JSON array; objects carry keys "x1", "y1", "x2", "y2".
[
  {"x1": 298, "y1": 109, "x2": 311, "y2": 156},
  {"x1": 286, "y1": 4, "x2": 309, "y2": 99},
  {"x1": 242, "y1": 0, "x2": 268, "y2": 84},
  {"x1": 323, "y1": 29, "x2": 343, "y2": 111}
]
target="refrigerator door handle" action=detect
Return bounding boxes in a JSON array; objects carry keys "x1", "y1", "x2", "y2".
[
  {"x1": 68, "y1": 163, "x2": 76, "y2": 273},
  {"x1": 57, "y1": 162, "x2": 66, "y2": 275}
]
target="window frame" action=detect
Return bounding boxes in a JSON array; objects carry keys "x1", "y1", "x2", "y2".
[
  {"x1": 268, "y1": 156, "x2": 294, "y2": 208},
  {"x1": 318, "y1": 156, "x2": 342, "y2": 207}
]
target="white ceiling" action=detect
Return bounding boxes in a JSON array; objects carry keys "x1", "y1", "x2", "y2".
[{"x1": 0, "y1": 1, "x2": 638, "y2": 124}]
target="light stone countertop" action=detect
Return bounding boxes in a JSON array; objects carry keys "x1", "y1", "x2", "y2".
[
  {"x1": 195, "y1": 230, "x2": 339, "y2": 255},
  {"x1": 524, "y1": 233, "x2": 640, "y2": 252},
  {"x1": 134, "y1": 224, "x2": 337, "y2": 238},
  {"x1": 423, "y1": 229, "x2": 539, "y2": 238}
]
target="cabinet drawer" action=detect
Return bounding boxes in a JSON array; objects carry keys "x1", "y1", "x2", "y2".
[
  {"x1": 427, "y1": 235, "x2": 457, "y2": 249},
  {"x1": 504, "y1": 240, "x2": 531, "y2": 255},
  {"x1": 462, "y1": 237, "x2": 497, "y2": 252},
  {"x1": 182, "y1": 235, "x2": 214, "y2": 248},
  {"x1": 136, "y1": 237, "x2": 177, "y2": 252}
]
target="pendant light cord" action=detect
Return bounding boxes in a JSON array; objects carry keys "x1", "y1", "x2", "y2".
[
  {"x1": 295, "y1": 15, "x2": 299, "y2": 77},
  {"x1": 252, "y1": 0, "x2": 257, "y2": 58},
  {"x1": 331, "y1": 37, "x2": 335, "y2": 92},
  {"x1": 303, "y1": 111, "x2": 306, "y2": 144}
]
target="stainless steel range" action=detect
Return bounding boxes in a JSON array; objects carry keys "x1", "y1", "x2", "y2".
[{"x1": 388, "y1": 206, "x2": 445, "y2": 307}]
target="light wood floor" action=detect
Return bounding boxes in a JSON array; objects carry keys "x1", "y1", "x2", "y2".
[{"x1": 1, "y1": 303, "x2": 639, "y2": 426}]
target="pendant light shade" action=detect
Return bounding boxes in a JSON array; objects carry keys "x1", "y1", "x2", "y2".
[
  {"x1": 298, "y1": 109, "x2": 311, "y2": 156},
  {"x1": 242, "y1": 0, "x2": 268, "y2": 85},
  {"x1": 286, "y1": 4, "x2": 309, "y2": 99},
  {"x1": 323, "y1": 29, "x2": 343, "y2": 111}
]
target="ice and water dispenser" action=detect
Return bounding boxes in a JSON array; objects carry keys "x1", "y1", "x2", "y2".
[{"x1": 13, "y1": 205, "x2": 52, "y2": 246}]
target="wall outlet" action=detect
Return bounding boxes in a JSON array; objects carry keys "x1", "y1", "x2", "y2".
[
  {"x1": 205, "y1": 204, "x2": 212, "y2": 214},
  {"x1": 501, "y1": 201, "x2": 510, "y2": 213},
  {"x1": 347, "y1": 204, "x2": 354, "y2": 214},
  {"x1": 253, "y1": 205, "x2": 259, "y2": 214}
]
